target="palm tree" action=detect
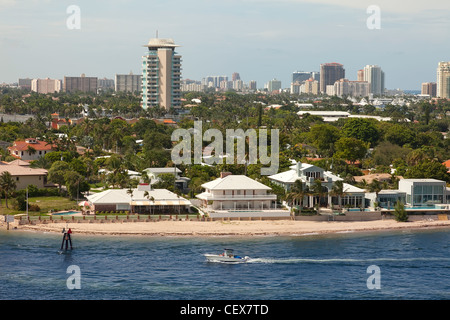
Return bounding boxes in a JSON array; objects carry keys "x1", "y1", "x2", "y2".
[
  {"x1": 127, "y1": 187, "x2": 134, "y2": 214},
  {"x1": 330, "y1": 180, "x2": 346, "y2": 210},
  {"x1": 285, "y1": 179, "x2": 307, "y2": 215},
  {"x1": 0, "y1": 172, "x2": 17, "y2": 208},
  {"x1": 368, "y1": 179, "x2": 382, "y2": 209},
  {"x1": 311, "y1": 179, "x2": 327, "y2": 214},
  {"x1": 143, "y1": 190, "x2": 155, "y2": 215}
]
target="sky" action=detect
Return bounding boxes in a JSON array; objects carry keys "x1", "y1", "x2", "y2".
[{"x1": 0, "y1": 0, "x2": 449, "y2": 90}]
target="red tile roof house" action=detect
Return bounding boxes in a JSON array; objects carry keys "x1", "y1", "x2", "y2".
[
  {"x1": 8, "y1": 138, "x2": 55, "y2": 161},
  {"x1": 443, "y1": 160, "x2": 450, "y2": 173}
]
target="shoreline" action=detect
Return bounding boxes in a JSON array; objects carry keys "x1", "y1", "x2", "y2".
[{"x1": 3, "y1": 219, "x2": 450, "y2": 237}]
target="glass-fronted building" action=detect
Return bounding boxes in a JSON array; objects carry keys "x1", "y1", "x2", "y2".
[{"x1": 398, "y1": 179, "x2": 447, "y2": 207}]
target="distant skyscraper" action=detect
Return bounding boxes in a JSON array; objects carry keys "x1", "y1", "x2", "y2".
[
  {"x1": 357, "y1": 69, "x2": 365, "y2": 82},
  {"x1": 363, "y1": 65, "x2": 385, "y2": 95},
  {"x1": 319, "y1": 63, "x2": 345, "y2": 93},
  {"x1": 115, "y1": 73, "x2": 142, "y2": 93},
  {"x1": 142, "y1": 38, "x2": 182, "y2": 109},
  {"x1": 98, "y1": 78, "x2": 115, "y2": 91},
  {"x1": 421, "y1": 82, "x2": 437, "y2": 97},
  {"x1": 249, "y1": 80, "x2": 257, "y2": 91},
  {"x1": 333, "y1": 79, "x2": 369, "y2": 97},
  {"x1": 303, "y1": 78, "x2": 319, "y2": 95},
  {"x1": 18, "y1": 78, "x2": 32, "y2": 91},
  {"x1": 63, "y1": 74, "x2": 98, "y2": 93},
  {"x1": 437, "y1": 61, "x2": 450, "y2": 99},
  {"x1": 232, "y1": 72, "x2": 240, "y2": 81},
  {"x1": 292, "y1": 71, "x2": 312, "y2": 84},
  {"x1": 31, "y1": 78, "x2": 62, "y2": 94},
  {"x1": 267, "y1": 79, "x2": 281, "y2": 92}
]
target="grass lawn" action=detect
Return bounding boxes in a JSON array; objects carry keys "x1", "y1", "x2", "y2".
[{"x1": 0, "y1": 196, "x2": 78, "y2": 216}]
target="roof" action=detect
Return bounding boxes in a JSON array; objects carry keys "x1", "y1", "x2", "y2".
[
  {"x1": 201, "y1": 175, "x2": 271, "y2": 191},
  {"x1": 144, "y1": 38, "x2": 180, "y2": 48},
  {"x1": 353, "y1": 173, "x2": 392, "y2": 184},
  {"x1": 297, "y1": 111, "x2": 350, "y2": 116},
  {"x1": 145, "y1": 167, "x2": 181, "y2": 174},
  {"x1": 0, "y1": 162, "x2": 47, "y2": 176},
  {"x1": 9, "y1": 139, "x2": 54, "y2": 151},
  {"x1": 342, "y1": 183, "x2": 365, "y2": 193},
  {"x1": 5, "y1": 159, "x2": 30, "y2": 166},
  {"x1": 399, "y1": 179, "x2": 446, "y2": 183},
  {"x1": 86, "y1": 188, "x2": 190, "y2": 205},
  {"x1": 268, "y1": 170, "x2": 301, "y2": 184},
  {"x1": 443, "y1": 160, "x2": 450, "y2": 168}
]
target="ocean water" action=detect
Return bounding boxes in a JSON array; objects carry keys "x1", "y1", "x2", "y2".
[{"x1": 0, "y1": 228, "x2": 449, "y2": 300}]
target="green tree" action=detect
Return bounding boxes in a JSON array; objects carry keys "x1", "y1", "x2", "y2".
[
  {"x1": 393, "y1": 200, "x2": 408, "y2": 222},
  {"x1": 384, "y1": 124, "x2": 416, "y2": 147},
  {"x1": 342, "y1": 118, "x2": 380, "y2": 147},
  {"x1": 307, "y1": 124, "x2": 341, "y2": 157},
  {"x1": 330, "y1": 180, "x2": 346, "y2": 209},
  {"x1": 153, "y1": 173, "x2": 176, "y2": 192},
  {"x1": 0, "y1": 171, "x2": 17, "y2": 208},
  {"x1": 285, "y1": 180, "x2": 307, "y2": 215},
  {"x1": 48, "y1": 161, "x2": 70, "y2": 193},
  {"x1": 334, "y1": 137, "x2": 368, "y2": 164},
  {"x1": 64, "y1": 170, "x2": 87, "y2": 200},
  {"x1": 404, "y1": 160, "x2": 450, "y2": 183}
]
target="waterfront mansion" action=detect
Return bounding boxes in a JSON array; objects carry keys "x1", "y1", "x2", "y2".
[{"x1": 196, "y1": 172, "x2": 290, "y2": 218}]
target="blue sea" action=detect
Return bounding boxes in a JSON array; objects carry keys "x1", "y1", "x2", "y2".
[{"x1": 0, "y1": 228, "x2": 449, "y2": 301}]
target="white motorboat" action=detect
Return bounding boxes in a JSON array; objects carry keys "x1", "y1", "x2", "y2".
[{"x1": 204, "y1": 248, "x2": 250, "y2": 263}]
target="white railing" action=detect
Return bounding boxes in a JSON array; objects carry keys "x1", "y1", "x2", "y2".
[{"x1": 202, "y1": 194, "x2": 276, "y2": 200}]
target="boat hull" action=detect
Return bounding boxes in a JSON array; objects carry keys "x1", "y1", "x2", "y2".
[{"x1": 204, "y1": 254, "x2": 249, "y2": 263}]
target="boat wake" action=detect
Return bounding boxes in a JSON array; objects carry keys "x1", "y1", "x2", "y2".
[{"x1": 246, "y1": 257, "x2": 450, "y2": 264}]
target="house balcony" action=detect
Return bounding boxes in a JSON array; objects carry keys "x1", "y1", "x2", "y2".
[{"x1": 196, "y1": 192, "x2": 276, "y2": 201}]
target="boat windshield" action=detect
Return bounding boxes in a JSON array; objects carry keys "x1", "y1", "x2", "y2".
[{"x1": 224, "y1": 249, "x2": 234, "y2": 256}]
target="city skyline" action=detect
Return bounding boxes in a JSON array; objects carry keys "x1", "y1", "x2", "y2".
[{"x1": 1, "y1": 1, "x2": 449, "y2": 90}]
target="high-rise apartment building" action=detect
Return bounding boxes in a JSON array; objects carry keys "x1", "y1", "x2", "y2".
[
  {"x1": 98, "y1": 78, "x2": 115, "y2": 91},
  {"x1": 333, "y1": 79, "x2": 369, "y2": 97},
  {"x1": 232, "y1": 72, "x2": 241, "y2": 81},
  {"x1": 142, "y1": 38, "x2": 182, "y2": 109},
  {"x1": 267, "y1": 79, "x2": 281, "y2": 92},
  {"x1": 437, "y1": 61, "x2": 450, "y2": 99},
  {"x1": 115, "y1": 73, "x2": 142, "y2": 93},
  {"x1": 303, "y1": 78, "x2": 319, "y2": 95},
  {"x1": 63, "y1": 74, "x2": 98, "y2": 93},
  {"x1": 31, "y1": 78, "x2": 62, "y2": 94},
  {"x1": 421, "y1": 82, "x2": 437, "y2": 97},
  {"x1": 319, "y1": 63, "x2": 345, "y2": 93},
  {"x1": 18, "y1": 78, "x2": 32, "y2": 91},
  {"x1": 363, "y1": 65, "x2": 385, "y2": 95},
  {"x1": 202, "y1": 76, "x2": 228, "y2": 88},
  {"x1": 249, "y1": 80, "x2": 257, "y2": 91},
  {"x1": 357, "y1": 69, "x2": 365, "y2": 82}
]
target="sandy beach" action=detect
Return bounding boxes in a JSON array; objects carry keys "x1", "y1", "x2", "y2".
[{"x1": 6, "y1": 218, "x2": 450, "y2": 237}]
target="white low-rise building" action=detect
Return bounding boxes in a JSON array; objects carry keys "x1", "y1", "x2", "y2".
[
  {"x1": 196, "y1": 173, "x2": 289, "y2": 218},
  {"x1": 86, "y1": 184, "x2": 191, "y2": 214},
  {"x1": 398, "y1": 179, "x2": 448, "y2": 207}
]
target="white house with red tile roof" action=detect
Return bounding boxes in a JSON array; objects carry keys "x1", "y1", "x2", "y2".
[{"x1": 8, "y1": 138, "x2": 55, "y2": 161}]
